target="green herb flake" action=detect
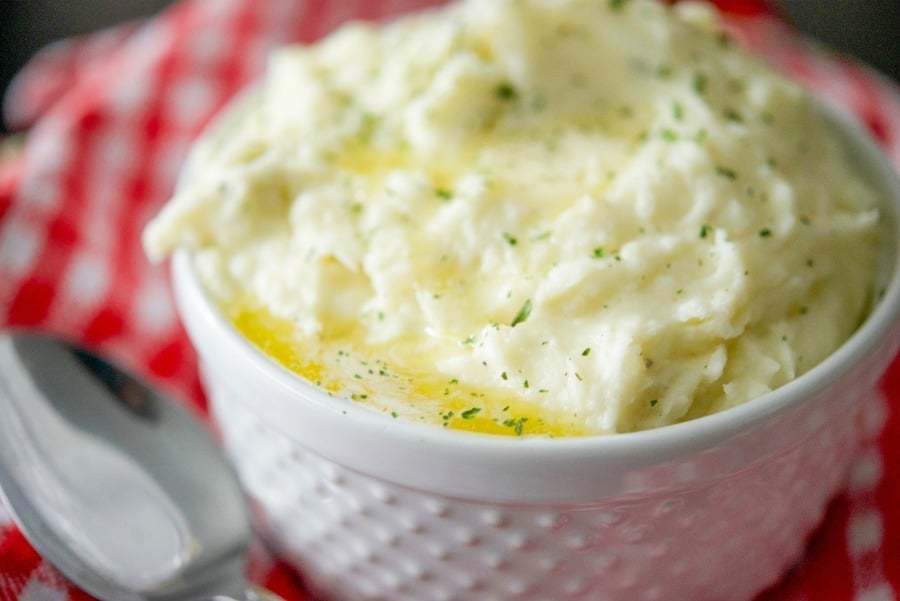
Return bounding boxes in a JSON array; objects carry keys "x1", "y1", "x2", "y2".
[
  {"x1": 391, "y1": 411, "x2": 398, "y2": 418},
  {"x1": 759, "y1": 228, "x2": 772, "y2": 238},
  {"x1": 592, "y1": 247, "x2": 605, "y2": 258},
  {"x1": 673, "y1": 102, "x2": 684, "y2": 121},
  {"x1": 693, "y1": 72, "x2": 708, "y2": 96},
  {"x1": 495, "y1": 83, "x2": 518, "y2": 101},
  {"x1": 700, "y1": 224, "x2": 710, "y2": 238},
  {"x1": 582, "y1": 347, "x2": 591, "y2": 356},
  {"x1": 715, "y1": 166, "x2": 737, "y2": 180},
  {"x1": 504, "y1": 417, "x2": 529, "y2": 436},
  {"x1": 649, "y1": 399, "x2": 658, "y2": 407},
  {"x1": 723, "y1": 107, "x2": 743, "y2": 123},
  {"x1": 461, "y1": 407, "x2": 482, "y2": 420},
  {"x1": 435, "y1": 188, "x2": 453, "y2": 201},
  {"x1": 503, "y1": 232, "x2": 518, "y2": 246},
  {"x1": 661, "y1": 128, "x2": 677, "y2": 142},
  {"x1": 501, "y1": 371, "x2": 508, "y2": 380},
  {"x1": 608, "y1": 0, "x2": 630, "y2": 11},
  {"x1": 510, "y1": 298, "x2": 533, "y2": 327},
  {"x1": 656, "y1": 64, "x2": 673, "y2": 79}
]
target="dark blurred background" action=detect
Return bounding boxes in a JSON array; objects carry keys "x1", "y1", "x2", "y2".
[{"x1": 0, "y1": 0, "x2": 898, "y2": 134}]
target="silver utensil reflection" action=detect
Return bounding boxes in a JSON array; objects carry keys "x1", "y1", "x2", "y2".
[{"x1": 0, "y1": 332, "x2": 283, "y2": 601}]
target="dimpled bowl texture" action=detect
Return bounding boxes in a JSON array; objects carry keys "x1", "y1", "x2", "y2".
[{"x1": 171, "y1": 98, "x2": 900, "y2": 601}]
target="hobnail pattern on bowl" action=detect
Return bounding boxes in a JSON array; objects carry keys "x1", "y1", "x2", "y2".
[{"x1": 205, "y1": 367, "x2": 869, "y2": 601}]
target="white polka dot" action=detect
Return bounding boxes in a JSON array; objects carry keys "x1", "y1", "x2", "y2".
[
  {"x1": 133, "y1": 274, "x2": 177, "y2": 337},
  {"x1": 848, "y1": 449, "x2": 883, "y2": 492},
  {"x1": 18, "y1": 177, "x2": 62, "y2": 212},
  {"x1": 860, "y1": 392, "x2": 888, "y2": 438},
  {"x1": 187, "y1": 27, "x2": 229, "y2": 65},
  {"x1": 0, "y1": 214, "x2": 42, "y2": 277},
  {"x1": 128, "y1": 21, "x2": 176, "y2": 68},
  {"x1": 166, "y1": 76, "x2": 220, "y2": 127},
  {"x1": 848, "y1": 511, "x2": 884, "y2": 557},
  {"x1": 63, "y1": 252, "x2": 111, "y2": 310},
  {"x1": 150, "y1": 132, "x2": 193, "y2": 190},
  {"x1": 856, "y1": 583, "x2": 896, "y2": 601},
  {"x1": 29, "y1": 117, "x2": 73, "y2": 173},
  {"x1": 18, "y1": 579, "x2": 67, "y2": 601},
  {"x1": 93, "y1": 127, "x2": 140, "y2": 175},
  {"x1": 108, "y1": 75, "x2": 154, "y2": 116}
]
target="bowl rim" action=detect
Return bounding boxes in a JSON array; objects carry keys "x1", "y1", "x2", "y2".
[{"x1": 171, "y1": 97, "x2": 900, "y2": 501}]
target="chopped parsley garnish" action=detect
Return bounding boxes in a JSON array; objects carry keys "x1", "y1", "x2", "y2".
[
  {"x1": 435, "y1": 187, "x2": 453, "y2": 201},
  {"x1": 649, "y1": 399, "x2": 658, "y2": 407},
  {"x1": 503, "y1": 232, "x2": 518, "y2": 246},
  {"x1": 673, "y1": 102, "x2": 684, "y2": 121},
  {"x1": 504, "y1": 417, "x2": 528, "y2": 435},
  {"x1": 693, "y1": 72, "x2": 708, "y2": 95},
  {"x1": 723, "y1": 108, "x2": 743, "y2": 123},
  {"x1": 608, "y1": 0, "x2": 630, "y2": 10},
  {"x1": 759, "y1": 228, "x2": 772, "y2": 238},
  {"x1": 592, "y1": 247, "x2": 605, "y2": 258},
  {"x1": 582, "y1": 347, "x2": 591, "y2": 356},
  {"x1": 700, "y1": 224, "x2": 710, "y2": 238},
  {"x1": 656, "y1": 64, "x2": 673, "y2": 79},
  {"x1": 495, "y1": 83, "x2": 518, "y2": 101},
  {"x1": 461, "y1": 407, "x2": 481, "y2": 419},
  {"x1": 715, "y1": 166, "x2": 737, "y2": 180},
  {"x1": 510, "y1": 298, "x2": 533, "y2": 327}
]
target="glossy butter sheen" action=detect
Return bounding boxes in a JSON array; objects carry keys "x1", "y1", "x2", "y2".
[{"x1": 145, "y1": 0, "x2": 881, "y2": 435}]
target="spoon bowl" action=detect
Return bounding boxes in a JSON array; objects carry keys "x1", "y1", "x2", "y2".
[{"x1": 0, "y1": 331, "x2": 279, "y2": 601}]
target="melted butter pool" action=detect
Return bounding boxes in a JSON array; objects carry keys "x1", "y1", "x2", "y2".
[{"x1": 227, "y1": 298, "x2": 588, "y2": 437}]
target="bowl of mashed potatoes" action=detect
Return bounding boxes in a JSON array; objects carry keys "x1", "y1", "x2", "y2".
[{"x1": 145, "y1": 0, "x2": 900, "y2": 599}]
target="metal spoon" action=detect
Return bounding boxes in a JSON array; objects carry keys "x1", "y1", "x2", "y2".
[{"x1": 0, "y1": 331, "x2": 284, "y2": 601}]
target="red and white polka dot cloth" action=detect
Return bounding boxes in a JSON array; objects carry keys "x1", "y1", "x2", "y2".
[{"x1": 1, "y1": 1, "x2": 899, "y2": 600}]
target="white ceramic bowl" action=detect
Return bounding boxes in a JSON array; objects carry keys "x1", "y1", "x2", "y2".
[{"x1": 171, "y1": 99, "x2": 900, "y2": 601}]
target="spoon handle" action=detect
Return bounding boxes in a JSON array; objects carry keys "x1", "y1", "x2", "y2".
[{"x1": 205, "y1": 586, "x2": 286, "y2": 601}]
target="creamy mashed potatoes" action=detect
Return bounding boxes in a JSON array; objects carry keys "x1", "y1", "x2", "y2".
[{"x1": 145, "y1": 0, "x2": 881, "y2": 436}]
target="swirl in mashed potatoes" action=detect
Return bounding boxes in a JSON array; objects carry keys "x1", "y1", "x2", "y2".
[{"x1": 145, "y1": 0, "x2": 881, "y2": 436}]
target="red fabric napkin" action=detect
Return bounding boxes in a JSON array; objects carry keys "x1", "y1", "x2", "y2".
[{"x1": 1, "y1": 1, "x2": 898, "y2": 599}]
